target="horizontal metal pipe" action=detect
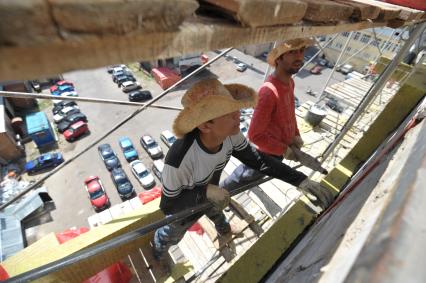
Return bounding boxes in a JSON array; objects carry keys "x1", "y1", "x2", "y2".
[{"x1": 0, "y1": 91, "x2": 183, "y2": 111}]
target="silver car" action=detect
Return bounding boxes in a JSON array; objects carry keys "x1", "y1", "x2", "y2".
[
  {"x1": 140, "y1": 135, "x2": 163, "y2": 159},
  {"x1": 130, "y1": 160, "x2": 155, "y2": 189}
]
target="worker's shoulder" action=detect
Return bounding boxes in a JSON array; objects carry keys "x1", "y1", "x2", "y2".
[{"x1": 165, "y1": 131, "x2": 197, "y2": 168}]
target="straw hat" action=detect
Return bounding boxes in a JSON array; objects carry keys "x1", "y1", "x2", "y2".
[
  {"x1": 173, "y1": 79, "x2": 257, "y2": 137},
  {"x1": 267, "y1": 38, "x2": 314, "y2": 67}
]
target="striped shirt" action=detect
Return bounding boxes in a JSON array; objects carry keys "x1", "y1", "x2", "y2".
[{"x1": 159, "y1": 130, "x2": 306, "y2": 214}]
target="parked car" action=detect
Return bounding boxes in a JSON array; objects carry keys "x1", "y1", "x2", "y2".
[
  {"x1": 84, "y1": 176, "x2": 110, "y2": 212},
  {"x1": 236, "y1": 63, "x2": 248, "y2": 72},
  {"x1": 121, "y1": 81, "x2": 141, "y2": 93},
  {"x1": 50, "y1": 85, "x2": 74, "y2": 96},
  {"x1": 318, "y1": 59, "x2": 328, "y2": 66},
  {"x1": 118, "y1": 137, "x2": 138, "y2": 162},
  {"x1": 140, "y1": 135, "x2": 163, "y2": 159},
  {"x1": 295, "y1": 96, "x2": 300, "y2": 108},
  {"x1": 98, "y1": 143, "x2": 121, "y2": 170},
  {"x1": 111, "y1": 168, "x2": 135, "y2": 200},
  {"x1": 53, "y1": 105, "x2": 80, "y2": 123},
  {"x1": 57, "y1": 112, "x2": 88, "y2": 133},
  {"x1": 240, "y1": 123, "x2": 248, "y2": 137},
  {"x1": 160, "y1": 130, "x2": 176, "y2": 148},
  {"x1": 310, "y1": 65, "x2": 323, "y2": 74},
  {"x1": 130, "y1": 160, "x2": 155, "y2": 189},
  {"x1": 63, "y1": 121, "x2": 89, "y2": 142},
  {"x1": 152, "y1": 159, "x2": 164, "y2": 181},
  {"x1": 60, "y1": 90, "x2": 78, "y2": 97},
  {"x1": 116, "y1": 75, "x2": 136, "y2": 87},
  {"x1": 56, "y1": 80, "x2": 74, "y2": 87},
  {"x1": 30, "y1": 80, "x2": 41, "y2": 92},
  {"x1": 128, "y1": 90, "x2": 152, "y2": 102},
  {"x1": 52, "y1": 100, "x2": 77, "y2": 115},
  {"x1": 339, "y1": 64, "x2": 354, "y2": 74},
  {"x1": 112, "y1": 70, "x2": 132, "y2": 82},
  {"x1": 326, "y1": 97, "x2": 345, "y2": 113},
  {"x1": 107, "y1": 64, "x2": 126, "y2": 73},
  {"x1": 24, "y1": 152, "x2": 64, "y2": 174}
]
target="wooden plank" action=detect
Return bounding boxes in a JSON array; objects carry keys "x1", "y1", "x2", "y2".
[
  {"x1": 0, "y1": 0, "x2": 198, "y2": 46},
  {"x1": 300, "y1": 0, "x2": 354, "y2": 22},
  {"x1": 198, "y1": 217, "x2": 234, "y2": 261},
  {"x1": 332, "y1": 0, "x2": 381, "y2": 20},
  {"x1": 200, "y1": 0, "x2": 308, "y2": 27},
  {"x1": 218, "y1": 199, "x2": 317, "y2": 283},
  {"x1": 349, "y1": 0, "x2": 401, "y2": 20},
  {"x1": 0, "y1": 18, "x2": 405, "y2": 81}
]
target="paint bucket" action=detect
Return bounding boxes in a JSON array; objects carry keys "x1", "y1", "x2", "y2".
[{"x1": 305, "y1": 104, "x2": 327, "y2": 126}]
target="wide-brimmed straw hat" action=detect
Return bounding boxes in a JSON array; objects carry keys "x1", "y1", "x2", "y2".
[
  {"x1": 173, "y1": 79, "x2": 257, "y2": 138},
  {"x1": 267, "y1": 38, "x2": 314, "y2": 67}
]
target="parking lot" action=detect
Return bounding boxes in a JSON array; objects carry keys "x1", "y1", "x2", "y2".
[{"x1": 25, "y1": 48, "x2": 345, "y2": 242}]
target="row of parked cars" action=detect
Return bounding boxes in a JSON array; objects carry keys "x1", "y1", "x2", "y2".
[
  {"x1": 107, "y1": 65, "x2": 153, "y2": 102},
  {"x1": 87, "y1": 131, "x2": 176, "y2": 212},
  {"x1": 52, "y1": 99, "x2": 89, "y2": 142}
]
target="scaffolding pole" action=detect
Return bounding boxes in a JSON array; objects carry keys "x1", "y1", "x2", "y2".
[
  {"x1": 317, "y1": 31, "x2": 354, "y2": 102},
  {"x1": 320, "y1": 22, "x2": 426, "y2": 162},
  {"x1": 0, "y1": 91, "x2": 183, "y2": 111}
]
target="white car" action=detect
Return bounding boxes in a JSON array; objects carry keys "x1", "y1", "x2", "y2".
[
  {"x1": 236, "y1": 63, "x2": 247, "y2": 72},
  {"x1": 53, "y1": 105, "x2": 80, "y2": 123},
  {"x1": 152, "y1": 159, "x2": 164, "y2": 181},
  {"x1": 130, "y1": 160, "x2": 155, "y2": 189},
  {"x1": 121, "y1": 81, "x2": 141, "y2": 93},
  {"x1": 140, "y1": 135, "x2": 163, "y2": 159},
  {"x1": 61, "y1": 91, "x2": 78, "y2": 97},
  {"x1": 160, "y1": 130, "x2": 177, "y2": 148}
]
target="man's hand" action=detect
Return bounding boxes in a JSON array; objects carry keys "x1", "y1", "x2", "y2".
[
  {"x1": 297, "y1": 179, "x2": 334, "y2": 209},
  {"x1": 292, "y1": 135, "x2": 304, "y2": 149},
  {"x1": 206, "y1": 184, "x2": 230, "y2": 210},
  {"x1": 283, "y1": 146, "x2": 297, "y2": 161}
]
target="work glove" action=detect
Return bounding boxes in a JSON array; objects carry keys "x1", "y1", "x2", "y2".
[
  {"x1": 283, "y1": 146, "x2": 297, "y2": 161},
  {"x1": 297, "y1": 179, "x2": 334, "y2": 210},
  {"x1": 206, "y1": 184, "x2": 230, "y2": 210},
  {"x1": 292, "y1": 135, "x2": 304, "y2": 149},
  {"x1": 283, "y1": 136, "x2": 304, "y2": 161}
]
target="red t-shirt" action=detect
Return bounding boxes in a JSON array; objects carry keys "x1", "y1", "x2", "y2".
[{"x1": 248, "y1": 75, "x2": 300, "y2": 156}]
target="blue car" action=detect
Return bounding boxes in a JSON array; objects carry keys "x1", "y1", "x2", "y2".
[
  {"x1": 118, "y1": 137, "x2": 138, "y2": 162},
  {"x1": 51, "y1": 85, "x2": 75, "y2": 96},
  {"x1": 24, "y1": 153, "x2": 64, "y2": 174}
]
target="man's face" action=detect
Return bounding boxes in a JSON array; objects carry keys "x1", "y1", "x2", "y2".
[
  {"x1": 204, "y1": 111, "x2": 241, "y2": 139},
  {"x1": 276, "y1": 47, "x2": 305, "y2": 75}
]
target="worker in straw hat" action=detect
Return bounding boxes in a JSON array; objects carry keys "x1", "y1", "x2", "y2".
[
  {"x1": 152, "y1": 78, "x2": 333, "y2": 264},
  {"x1": 221, "y1": 38, "x2": 325, "y2": 192}
]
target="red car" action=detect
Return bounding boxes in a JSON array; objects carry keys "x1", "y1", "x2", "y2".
[
  {"x1": 63, "y1": 121, "x2": 89, "y2": 142},
  {"x1": 310, "y1": 65, "x2": 323, "y2": 75},
  {"x1": 84, "y1": 176, "x2": 110, "y2": 212},
  {"x1": 56, "y1": 80, "x2": 74, "y2": 87}
]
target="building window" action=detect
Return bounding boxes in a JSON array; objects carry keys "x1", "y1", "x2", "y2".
[
  {"x1": 342, "y1": 32, "x2": 350, "y2": 37},
  {"x1": 360, "y1": 34, "x2": 371, "y2": 43},
  {"x1": 371, "y1": 38, "x2": 382, "y2": 47},
  {"x1": 354, "y1": 32, "x2": 361, "y2": 41}
]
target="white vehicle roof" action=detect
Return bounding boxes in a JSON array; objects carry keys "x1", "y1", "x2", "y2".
[
  {"x1": 161, "y1": 130, "x2": 174, "y2": 139},
  {"x1": 131, "y1": 160, "x2": 147, "y2": 174},
  {"x1": 122, "y1": 81, "x2": 134, "y2": 87}
]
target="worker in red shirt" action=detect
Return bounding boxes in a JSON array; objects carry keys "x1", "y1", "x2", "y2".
[{"x1": 221, "y1": 38, "x2": 315, "y2": 191}]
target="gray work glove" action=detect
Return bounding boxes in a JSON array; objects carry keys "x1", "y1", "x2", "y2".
[
  {"x1": 206, "y1": 184, "x2": 230, "y2": 210},
  {"x1": 297, "y1": 179, "x2": 334, "y2": 210}
]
